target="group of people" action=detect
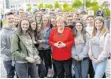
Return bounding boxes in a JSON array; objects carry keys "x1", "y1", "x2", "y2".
[{"x1": 0, "y1": 8, "x2": 111, "y2": 78}]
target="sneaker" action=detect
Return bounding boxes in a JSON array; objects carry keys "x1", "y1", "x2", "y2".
[{"x1": 47, "y1": 68, "x2": 53, "y2": 78}]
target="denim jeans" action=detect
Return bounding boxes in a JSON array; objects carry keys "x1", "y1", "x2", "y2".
[
  {"x1": 72, "y1": 58, "x2": 89, "y2": 78},
  {"x1": 92, "y1": 60, "x2": 107, "y2": 78},
  {"x1": 15, "y1": 62, "x2": 39, "y2": 78},
  {"x1": 3, "y1": 60, "x2": 15, "y2": 78}
]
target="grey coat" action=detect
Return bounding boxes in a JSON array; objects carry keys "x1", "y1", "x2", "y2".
[
  {"x1": 0, "y1": 27, "x2": 16, "y2": 61},
  {"x1": 89, "y1": 32, "x2": 110, "y2": 62},
  {"x1": 72, "y1": 32, "x2": 90, "y2": 60}
]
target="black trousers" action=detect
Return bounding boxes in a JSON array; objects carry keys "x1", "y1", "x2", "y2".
[
  {"x1": 52, "y1": 60, "x2": 58, "y2": 78},
  {"x1": 53, "y1": 58, "x2": 72, "y2": 78},
  {"x1": 38, "y1": 62, "x2": 46, "y2": 78},
  {"x1": 88, "y1": 59, "x2": 95, "y2": 78},
  {"x1": 39, "y1": 49, "x2": 52, "y2": 76}
]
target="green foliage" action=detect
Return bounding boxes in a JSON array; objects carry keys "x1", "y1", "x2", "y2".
[
  {"x1": 103, "y1": 8, "x2": 110, "y2": 18},
  {"x1": 62, "y1": 6, "x2": 74, "y2": 12},
  {"x1": 37, "y1": 0, "x2": 110, "y2": 18},
  {"x1": 38, "y1": 3, "x2": 44, "y2": 9},
  {"x1": 86, "y1": 0, "x2": 98, "y2": 8},
  {"x1": 27, "y1": 5, "x2": 32, "y2": 11},
  {"x1": 86, "y1": 0, "x2": 92, "y2": 7},
  {"x1": 63, "y1": 3, "x2": 69, "y2": 8},
  {"x1": 48, "y1": 4, "x2": 53, "y2": 9},
  {"x1": 54, "y1": 1, "x2": 61, "y2": 9},
  {"x1": 72, "y1": 0, "x2": 83, "y2": 8},
  {"x1": 44, "y1": 4, "x2": 53, "y2": 9},
  {"x1": 90, "y1": 5, "x2": 103, "y2": 15}
]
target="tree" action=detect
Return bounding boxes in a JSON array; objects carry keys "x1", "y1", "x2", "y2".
[
  {"x1": 90, "y1": 4, "x2": 103, "y2": 16},
  {"x1": 86, "y1": 0, "x2": 98, "y2": 8},
  {"x1": 38, "y1": 3, "x2": 44, "y2": 9},
  {"x1": 72, "y1": 0, "x2": 83, "y2": 8},
  {"x1": 27, "y1": 5, "x2": 32, "y2": 11},
  {"x1": 54, "y1": 1, "x2": 61, "y2": 9},
  {"x1": 63, "y1": 3, "x2": 69, "y2": 8},
  {"x1": 45, "y1": 4, "x2": 48, "y2": 8},
  {"x1": 45, "y1": 4, "x2": 53, "y2": 9},
  {"x1": 48, "y1": 4, "x2": 53, "y2": 9},
  {"x1": 62, "y1": 6, "x2": 74, "y2": 12},
  {"x1": 103, "y1": 7, "x2": 110, "y2": 18}
]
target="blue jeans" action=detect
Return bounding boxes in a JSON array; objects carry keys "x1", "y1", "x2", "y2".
[
  {"x1": 15, "y1": 63, "x2": 39, "y2": 78},
  {"x1": 72, "y1": 58, "x2": 89, "y2": 78},
  {"x1": 92, "y1": 60, "x2": 107, "y2": 78},
  {"x1": 3, "y1": 60, "x2": 15, "y2": 78}
]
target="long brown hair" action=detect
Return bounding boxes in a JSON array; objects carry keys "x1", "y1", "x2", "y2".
[
  {"x1": 92, "y1": 17, "x2": 107, "y2": 37},
  {"x1": 74, "y1": 21, "x2": 87, "y2": 41},
  {"x1": 17, "y1": 18, "x2": 31, "y2": 35},
  {"x1": 30, "y1": 20, "x2": 38, "y2": 41}
]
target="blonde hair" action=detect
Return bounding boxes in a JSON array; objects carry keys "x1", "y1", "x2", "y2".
[
  {"x1": 56, "y1": 16, "x2": 65, "y2": 23},
  {"x1": 41, "y1": 15, "x2": 51, "y2": 29},
  {"x1": 92, "y1": 17, "x2": 107, "y2": 37}
]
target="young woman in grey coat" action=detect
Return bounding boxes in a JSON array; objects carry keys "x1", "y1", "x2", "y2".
[{"x1": 72, "y1": 21, "x2": 90, "y2": 78}]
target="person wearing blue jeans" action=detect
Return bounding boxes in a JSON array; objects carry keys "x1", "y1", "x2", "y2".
[
  {"x1": 92, "y1": 60, "x2": 107, "y2": 78},
  {"x1": 15, "y1": 63, "x2": 38, "y2": 78},
  {"x1": 88, "y1": 17, "x2": 109, "y2": 78},
  {"x1": 71, "y1": 21, "x2": 90, "y2": 78},
  {"x1": 3, "y1": 61, "x2": 15, "y2": 78},
  {"x1": 72, "y1": 58, "x2": 89, "y2": 78},
  {"x1": 1, "y1": 12, "x2": 16, "y2": 78},
  {"x1": 11, "y1": 19, "x2": 40, "y2": 78}
]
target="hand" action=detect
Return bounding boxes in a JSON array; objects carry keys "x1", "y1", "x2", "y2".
[
  {"x1": 25, "y1": 57, "x2": 35, "y2": 63},
  {"x1": 88, "y1": 53, "x2": 93, "y2": 60},
  {"x1": 34, "y1": 56, "x2": 41, "y2": 64},
  {"x1": 54, "y1": 41, "x2": 66, "y2": 48},
  {"x1": 59, "y1": 42, "x2": 66, "y2": 48},
  {"x1": 75, "y1": 56, "x2": 80, "y2": 61},
  {"x1": 38, "y1": 40, "x2": 45, "y2": 43},
  {"x1": 54, "y1": 42, "x2": 60, "y2": 48},
  {"x1": 92, "y1": 58, "x2": 99, "y2": 64},
  {"x1": 34, "y1": 55, "x2": 40, "y2": 60},
  {"x1": 33, "y1": 41, "x2": 37, "y2": 44},
  {"x1": 56, "y1": 41, "x2": 66, "y2": 48}
]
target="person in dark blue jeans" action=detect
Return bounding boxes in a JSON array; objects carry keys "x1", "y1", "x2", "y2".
[
  {"x1": 3, "y1": 61, "x2": 15, "y2": 78},
  {"x1": 71, "y1": 21, "x2": 90, "y2": 78},
  {"x1": 1, "y1": 12, "x2": 16, "y2": 78},
  {"x1": 11, "y1": 19, "x2": 39, "y2": 78}
]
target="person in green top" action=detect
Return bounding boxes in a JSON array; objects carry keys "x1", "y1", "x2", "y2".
[{"x1": 11, "y1": 18, "x2": 40, "y2": 78}]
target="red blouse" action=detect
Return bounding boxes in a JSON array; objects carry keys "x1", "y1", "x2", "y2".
[{"x1": 49, "y1": 27, "x2": 75, "y2": 61}]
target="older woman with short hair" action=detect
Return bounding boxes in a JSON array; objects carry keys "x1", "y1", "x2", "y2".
[{"x1": 49, "y1": 16, "x2": 75, "y2": 78}]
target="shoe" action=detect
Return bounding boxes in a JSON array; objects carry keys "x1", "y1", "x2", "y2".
[{"x1": 47, "y1": 68, "x2": 53, "y2": 78}]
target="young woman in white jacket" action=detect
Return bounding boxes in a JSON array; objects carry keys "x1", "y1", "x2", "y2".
[{"x1": 88, "y1": 17, "x2": 110, "y2": 78}]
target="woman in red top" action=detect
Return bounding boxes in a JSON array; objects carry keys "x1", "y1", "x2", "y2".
[{"x1": 49, "y1": 16, "x2": 75, "y2": 78}]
